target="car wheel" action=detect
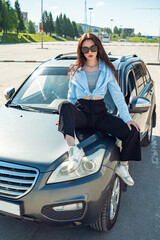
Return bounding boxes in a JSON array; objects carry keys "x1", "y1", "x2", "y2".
[
  {"x1": 141, "y1": 115, "x2": 153, "y2": 146},
  {"x1": 90, "y1": 176, "x2": 121, "y2": 232}
]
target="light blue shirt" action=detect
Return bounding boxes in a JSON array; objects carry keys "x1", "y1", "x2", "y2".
[{"x1": 67, "y1": 58, "x2": 132, "y2": 123}]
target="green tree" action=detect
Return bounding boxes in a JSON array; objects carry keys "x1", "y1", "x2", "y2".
[
  {"x1": 55, "y1": 15, "x2": 63, "y2": 36},
  {"x1": 63, "y1": 14, "x2": 68, "y2": 37},
  {"x1": 59, "y1": 13, "x2": 64, "y2": 36},
  {"x1": 103, "y1": 27, "x2": 112, "y2": 35},
  {"x1": 1, "y1": 0, "x2": 9, "y2": 32},
  {"x1": 0, "y1": 0, "x2": 3, "y2": 31},
  {"x1": 28, "y1": 20, "x2": 35, "y2": 34},
  {"x1": 48, "y1": 12, "x2": 54, "y2": 36},
  {"x1": 66, "y1": 17, "x2": 74, "y2": 38},
  {"x1": 25, "y1": 19, "x2": 29, "y2": 37},
  {"x1": 121, "y1": 29, "x2": 126, "y2": 39},
  {"x1": 72, "y1": 21, "x2": 79, "y2": 38},
  {"x1": 113, "y1": 26, "x2": 119, "y2": 35},
  {"x1": 77, "y1": 24, "x2": 84, "y2": 36},
  {"x1": 15, "y1": 0, "x2": 25, "y2": 33},
  {"x1": 8, "y1": 6, "x2": 18, "y2": 31},
  {"x1": 0, "y1": 0, "x2": 18, "y2": 32},
  {"x1": 42, "y1": 10, "x2": 50, "y2": 35},
  {"x1": 137, "y1": 32, "x2": 141, "y2": 37}
]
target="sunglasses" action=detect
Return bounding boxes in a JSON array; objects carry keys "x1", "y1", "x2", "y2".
[{"x1": 81, "y1": 45, "x2": 98, "y2": 54}]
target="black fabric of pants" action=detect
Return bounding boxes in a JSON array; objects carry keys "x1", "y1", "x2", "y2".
[{"x1": 58, "y1": 99, "x2": 141, "y2": 162}]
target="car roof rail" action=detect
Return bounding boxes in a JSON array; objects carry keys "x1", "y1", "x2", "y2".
[
  {"x1": 54, "y1": 52, "x2": 77, "y2": 60},
  {"x1": 120, "y1": 54, "x2": 138, "y2": 62}
]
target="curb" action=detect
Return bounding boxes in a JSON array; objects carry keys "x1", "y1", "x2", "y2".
[{"x1": 0, "y1": 60, "x2": 43, "y2": 63}]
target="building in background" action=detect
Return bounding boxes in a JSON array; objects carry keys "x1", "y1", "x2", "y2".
[{"x1": 80, "y1": 23, "x2": 100, "y2": 33}]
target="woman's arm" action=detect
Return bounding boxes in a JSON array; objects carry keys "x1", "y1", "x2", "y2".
[
  {"x1": 107, "y1": 70, "x2": 132, "y2": 123},
  {"x1": 67, "y1": 81, "x2": 77, "y2": 104}
]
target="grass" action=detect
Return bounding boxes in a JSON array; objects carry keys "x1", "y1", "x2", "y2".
[
  {"x1": 111, "y1": 36, "x2": 159, "y2": 43},
  {"x1": 0, "y1": 33, "x2": 29, "y2": 43},
  {"x1": 127, "y1": 37, "x2": 159, "y2": 43},
  {"x1": 0, "y1": 32, "x2": 59, "y2": 43},
  {"x1": 28, "y1": 33, "x2": 57, "y2": 42}
]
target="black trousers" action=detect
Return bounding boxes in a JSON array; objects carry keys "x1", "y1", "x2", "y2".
[{"x1": 58, "y1": 99, "x2": 141, "y2": 162}]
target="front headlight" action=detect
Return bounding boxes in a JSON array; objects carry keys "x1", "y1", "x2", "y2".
[{"x1": 47, "y1": 149, "x2": 105, "y2": 184}]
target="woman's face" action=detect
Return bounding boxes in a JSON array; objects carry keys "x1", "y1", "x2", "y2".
[{"x1": 81, "y1": 39, "x2": 98, "y2": 61}]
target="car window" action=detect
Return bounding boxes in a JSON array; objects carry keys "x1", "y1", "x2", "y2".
[
  {"x1": 133, "y1": 64, "x2": 145, "y2": 94},
  {"x1": 141, "y1": 64, "x2": 151, "y2": 83},
  {"x1": 12, "y1": 67, "x2": 69, "y2": 110},
  {"x1": 125, "y1": 70, "x2": 137, "y2": 105}
]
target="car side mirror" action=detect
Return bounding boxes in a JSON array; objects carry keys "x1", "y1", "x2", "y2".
[
  {"x1": 129, "y1": 96, "x2": 151, "y2": 113},
  {"x1": 4, "y1": 87, "x2": 15, "y2": 100}
]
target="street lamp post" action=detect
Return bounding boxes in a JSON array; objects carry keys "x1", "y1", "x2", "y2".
[
  {"x1": 110, "y1": 19, "x2": 114, "y2": 33},
  {"x1": 88, "y1": 8, "x2": 93, "y2": 31},
  {"x1": 41, "y1": 0, "x2": 43, "y2": 49},
  {"x1": 158, "y1": 23, "x2": 160, "y2": 62}
]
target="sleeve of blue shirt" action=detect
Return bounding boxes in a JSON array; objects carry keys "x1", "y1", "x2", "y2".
[
  {"x1": 107, "y1": 70, "x2": 132, "y2": 123},
  {"x1": 67, "y1": 80, "x2": 77, "y2": 104}
]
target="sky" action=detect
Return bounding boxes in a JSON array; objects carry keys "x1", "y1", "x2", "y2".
[{"x1": 9, "y1": 0, "x2": 160, "y2": 36}]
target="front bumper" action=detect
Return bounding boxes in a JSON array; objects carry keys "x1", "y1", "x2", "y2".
[{"x1": 0, "y1": 166, "x2": 115, "y2": 226}]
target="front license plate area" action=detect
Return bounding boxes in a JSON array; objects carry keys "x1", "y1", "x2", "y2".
[{"x1": 0, "y1": 200, "x2": 22, "y2": 217}]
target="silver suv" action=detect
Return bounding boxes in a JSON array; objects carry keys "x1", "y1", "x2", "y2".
[{"x1": 0, "y1": 53, "x2": 156, "y2": 232}]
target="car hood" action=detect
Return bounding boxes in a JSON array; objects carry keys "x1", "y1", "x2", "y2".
[{"x1": 0, "y1": 106, "x2": 68, "y2": 172}]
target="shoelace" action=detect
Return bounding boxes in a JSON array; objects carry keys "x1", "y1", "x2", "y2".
[{"x1": 69, "y1": 147, "x2": 74, "y2": 156}]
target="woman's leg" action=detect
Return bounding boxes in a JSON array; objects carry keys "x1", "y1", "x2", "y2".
[
  {"x1": 95, "y1": 112, "x2": 141, "y2": 186},
  {"x1": 65, "y1": 134, "x2": 75, "y2": 147},
  {"x1": 95, "y1": 112, "x2": 141, "y2": 162},
  {"x1": 58, "y1": 100, "x2": 88, "y2": 139},
  {"x1": 58, "y1": 101, "x2": 88, "y2": 173}
]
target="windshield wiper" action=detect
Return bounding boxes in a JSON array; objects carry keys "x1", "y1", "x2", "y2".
[
  {"x1": 8, "y1": 104, "x2": 59, "y2": 114},
  {"x1": 8, "y1": 104, "x2": 41, "y2": 112}
]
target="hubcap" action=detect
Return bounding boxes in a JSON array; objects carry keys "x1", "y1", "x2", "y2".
[{"x1": 110, "y1": 177, "x2": 120, "y2": 220}]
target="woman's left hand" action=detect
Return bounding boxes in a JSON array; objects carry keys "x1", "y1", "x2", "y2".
[{"x1": 126, "y1": 120, "x2": 141, "y2": 132}]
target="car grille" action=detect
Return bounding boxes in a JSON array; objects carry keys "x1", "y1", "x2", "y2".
[{"x1": 0, "y1": 161, "x2": 39, "y2": 199}]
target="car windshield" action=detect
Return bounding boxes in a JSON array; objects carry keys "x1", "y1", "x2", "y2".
[
  {"x1": 11, "y1": 67, "x2": 69, "y2": 111},
  {"x1": 11, "y1": 65, "x2": 117, "y2": 114}
]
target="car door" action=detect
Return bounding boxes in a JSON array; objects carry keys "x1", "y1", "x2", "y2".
[
  {"x1": 132, "y1": 63, "x2": 154, "y2": 133},
  {"x1": 124, "y1": 63, "x2": 153, "y2": 135}
]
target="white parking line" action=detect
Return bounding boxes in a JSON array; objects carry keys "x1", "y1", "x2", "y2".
[{"x1": 151, "y1": 135, "x2": 159, "y2": 168}]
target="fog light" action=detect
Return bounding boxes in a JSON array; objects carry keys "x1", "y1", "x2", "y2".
[{"x1": 53, "y1": 203, "x2": 83, "y2": 212}]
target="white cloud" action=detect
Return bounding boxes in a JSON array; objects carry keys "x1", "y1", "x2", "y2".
[{"x1": 96, "y1": 2, "x2": 104, "y2": 8}]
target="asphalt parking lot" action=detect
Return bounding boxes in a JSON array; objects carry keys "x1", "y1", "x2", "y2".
[{"x1": 0, "y1": 42, "x2": 160, "y2": 240}]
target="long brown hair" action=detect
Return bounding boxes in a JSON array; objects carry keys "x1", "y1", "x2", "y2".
[{"x1": 69, "y1": 32, "x2": 118, "y2": 82}]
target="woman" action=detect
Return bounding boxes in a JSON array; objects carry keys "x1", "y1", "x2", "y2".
[{"x1": 58, "y1": 33, "x2": 141, "y2": 186}]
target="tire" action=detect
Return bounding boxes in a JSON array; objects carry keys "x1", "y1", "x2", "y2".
[
  {"x1": 141, "y1": 116, "x2": 153, "y2": 146},
  {"x1": 90, "y1": 176, "x2": 121, "y2": 232}
]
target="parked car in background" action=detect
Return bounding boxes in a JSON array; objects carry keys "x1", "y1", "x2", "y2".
[
  {"x1": 119, "y1": 39, "x2": 127, "y2": 42},
  {"x1": 0, "y1": 53, "x2": 156, "y2": 232}
]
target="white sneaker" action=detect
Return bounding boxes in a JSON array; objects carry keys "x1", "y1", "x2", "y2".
[
  {"x1": 115, "y1": 163, "x2": 134, "y2": 186},
  {"x1": 68, "y1": 146, "x2": 84, "y2": 173}
]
